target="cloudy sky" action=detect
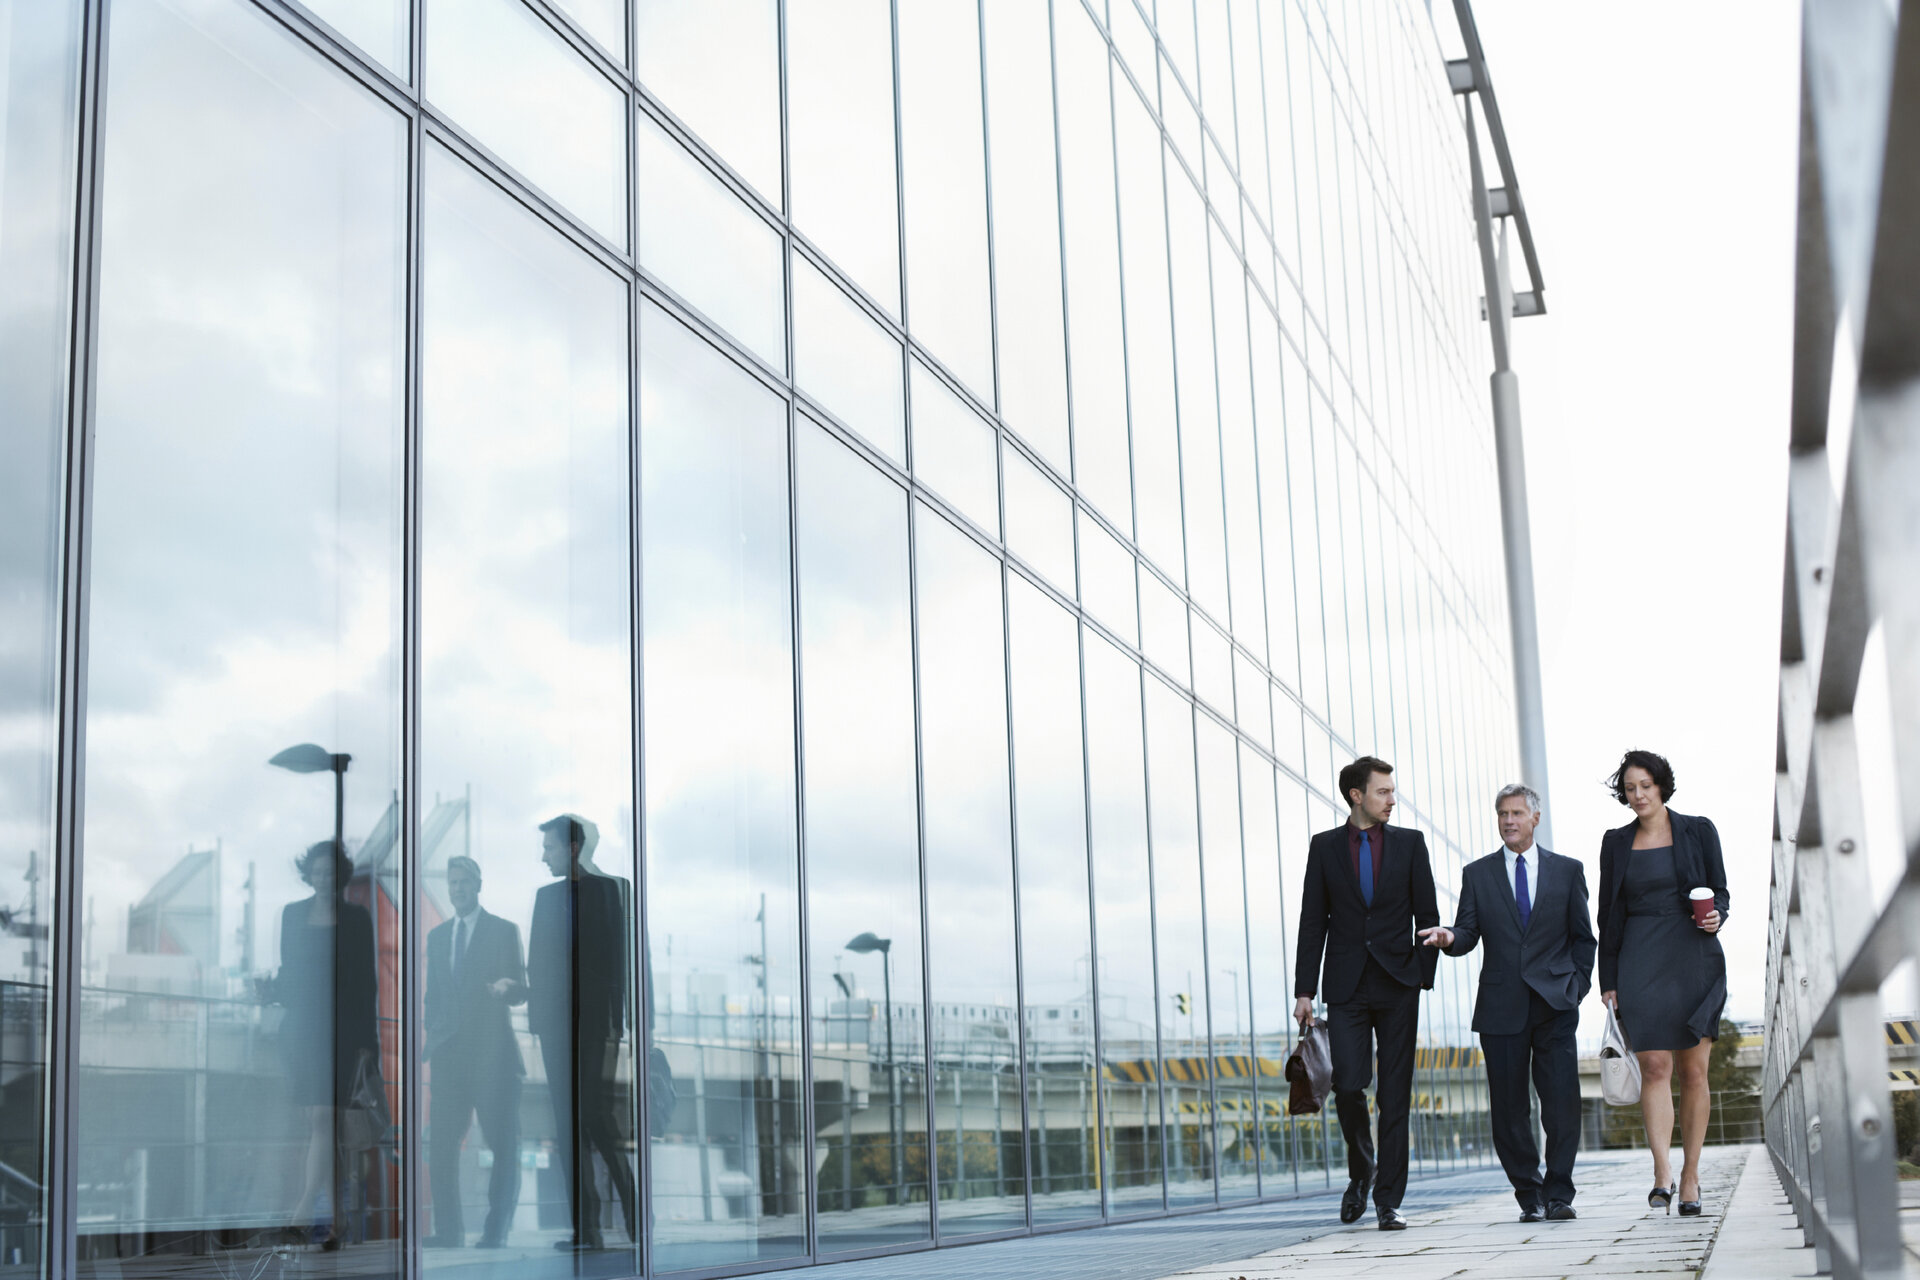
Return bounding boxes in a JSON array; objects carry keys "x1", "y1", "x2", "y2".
[{"x1": 1463, "y1": 1, "x2": 1802, "y2": 1025}]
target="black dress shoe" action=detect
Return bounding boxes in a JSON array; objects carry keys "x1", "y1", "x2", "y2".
[
  {"x1": 1377, "y1": 1206, "x2": 1408, "y2": 1230},
  {"x1": 1545, "y1": 1202, "x2": 1577, "y2": 1221},
  {"x1": 1518, "y1": 1207, "x2": 1543, "y2": 1223},
  {"x1": 1340, "y1": 1176, "x2": 1372, "y2": 1224}
]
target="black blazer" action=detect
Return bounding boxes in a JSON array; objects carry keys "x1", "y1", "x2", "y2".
[
  {"x1": 1443, "y1": 847, "x2": 1595, "y2": 1035},
  {"x1": 1598, "y1": 809, "x2": 1730, "y2": 993},
  {"x1": 528, "y1": 871, "x2": 630, "y2": 1043},
  {"x1": 1294, "y1": 822, "x2": 1440, "y2": 1003},
  {"x1": 424, "y1": 907, "x2": 527, "y2": 1075}
]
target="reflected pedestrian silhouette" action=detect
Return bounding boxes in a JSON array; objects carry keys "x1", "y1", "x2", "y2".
[
  {"x1": 424, "y1": 855, "x2": 526, "y2": 1248},
  {"x1": 276, "y1": 840, "x2": 379, "y2": 1248},
  {"x1": 528, "y1": 814, "x2": 637, "y2": 1251}
]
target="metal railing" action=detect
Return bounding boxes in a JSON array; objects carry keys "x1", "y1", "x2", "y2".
[{"x1": 1764, "y1": 3, "x2": 1920, "y2": 1278}]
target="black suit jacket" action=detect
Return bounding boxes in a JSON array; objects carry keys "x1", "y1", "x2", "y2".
[
  {"x1": 1597, "y1": 809, "x2": 1729, "y2": 993},
  {"x1": 1442, "y1": 847, "x2": 1595, "y2": 1035},
  {"x1": 424, "y1": 908, "x2": 527, "y2": 1075},
  {"x1": 528, "y1": 871, "x2": 630, "y2": 1044},
  {"x1": 1294, "y1": 822, "x2": 1440, "y2": 1003}
]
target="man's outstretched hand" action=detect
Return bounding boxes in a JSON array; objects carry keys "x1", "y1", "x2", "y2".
[{"x1": 1418, "y1": 926, "x2": 1453, "y2": 949}]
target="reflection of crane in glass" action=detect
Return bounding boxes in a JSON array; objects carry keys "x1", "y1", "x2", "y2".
[{"x1": 0, "y1": 850, "x2": 49, "y2": 979}]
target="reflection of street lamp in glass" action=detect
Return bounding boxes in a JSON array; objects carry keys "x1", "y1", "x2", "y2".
[
  {"x1": 269, "y1": 743, "x2": 352, "y2": 855},
  {"x1": 845, "y1": 931, "x2": 902, "y2": 1203}
]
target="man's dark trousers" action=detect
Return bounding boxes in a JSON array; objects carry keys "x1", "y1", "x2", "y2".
[
  {"x1": 1481, "y1": 987, "x2": 1581, "y2": 1209},
  {"x1": 429, "y1": 1054, "x2": 521, "y2": 1242},
  {"x1": 539, "y1": 1034, "x2": 637, "y2": 1245},
  {"x1": 1327, "y1": 957, "x2": 1420, "y2": 1208}
]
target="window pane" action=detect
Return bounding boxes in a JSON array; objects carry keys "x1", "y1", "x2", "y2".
[
  {"x1": 1007, "y1": 578, "x2": 1099, "y2": 1225},
  {"x1": 1214, "y1": 239, "x2": 1267, "y2": 660},
  {"x1": 639, "y1": 305, "x2": 805, "y2": 1269},
  {"x1": 1143, "y1": 679, "x2": 1213, "y2": 1207},
  {"x1": 1113, "y1": 84, "x2": 1182, "y2": 586},
  {"x1": 79, "y1": 1, "x2": 405, "y2": 1270},
  {"x1": 795, "y1": 424, "x2": 931, "y2": 1249},
  {"x1": 1002, "y1": 445, "x2": 1074, "y2": 595},
  {"x1": 898, "y1": 0, "x2": 993, "y2": 398},
  {"x1": 910, "y1": 360, "x2": 999, "y2": 537},
  {"x1": 1234, "y1": 650, "x2": 1272, "y2": 753},
  {"x1": 1197, "y1": 719, "x2": 1256, "y2": 1200},
  {"x1": 551, "y1": 0, "x2": 624, "y2": 60},
  {"x1": 1251, "y1": 304, "x2": 1300, "y2": 694},
  {"x1": 637, "y1": 109, "x2": 785, "y2": 370},
  {"x1": 793, "y1": 254, "x2": 906, "y2": 467},
  {"x1": 1166, "y1": 166, "x2": 1228, "y2": 621},
  {"x1": 426, "y1": 0, "x2": 627, "y2": 247},
  {"x1": 1077, "y1": 513, "x2": 1137, "y2": 648},
  {"x1": 0, "y1": 1, "x2": 79, "y2": 1270},
  {"x1": 1237, "y1": 749, "x2": 1293, "y2": 1194},
  {"x1": 787, "y1": 0, "x2": 900, "y2": 315},
  {"x1": 1053, "y1": 5, "x2": 1131, "y2": 532},
  {"x1": 421, "y1": 144, "x2": 636, "y2": 1266},
  {"x1": 915, "y1": 506, "x2": 1024, "y2": 1236},
  {"x1": 981, "y1": 0, "x2": 1069, "y2": 471},
  {"x1": 304, "y1": 0, "x2": 407, "y2": 76},
  {"x1": 1083, "y1": 634, "x2": 1163, "y2": 1212},
  {"x1": 636, "y1": 0, "x2": 781, "y2": 204},
  {"x1": 1138, "y1": 569, "x2": 1190, "y2": 690},
  {"x1": 1191, "y1": 613, "x2": 1233, "y2": 717}
]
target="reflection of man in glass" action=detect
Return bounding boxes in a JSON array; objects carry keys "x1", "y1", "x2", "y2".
[
  {"x1": 424, "y1": 856, "x2": 527, "y2": 1248},
  {"x1": 528, "y1": 815, "x2": 637, "y2": 1251},
  {"x1": 277, "y1": 840, "x2": 378, "y2": 1247}
]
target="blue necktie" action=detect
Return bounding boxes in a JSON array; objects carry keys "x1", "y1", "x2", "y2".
[
  {"x1": 1515, "y1": 854, "x2": 1531, "y2": 930},
  {"x1": 1358, "y1": 831, "x2": 1374, "y2": 906}
]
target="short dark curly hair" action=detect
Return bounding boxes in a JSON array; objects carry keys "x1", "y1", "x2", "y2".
[
  {"x1": 1608, "y1": 749, "x2": 1675, "y2": 805},
  {"x1": 297, "y1": 839, "x2": 354, "y2": 892}
]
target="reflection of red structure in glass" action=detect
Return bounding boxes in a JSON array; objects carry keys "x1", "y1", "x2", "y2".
[{"x1": 344, "y1": 870, "x2": 444, "y2": 1241}]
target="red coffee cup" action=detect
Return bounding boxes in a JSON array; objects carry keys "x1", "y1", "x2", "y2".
[{"x1": 1690, "y1": 887, "x2": 1715, "y2": 926}]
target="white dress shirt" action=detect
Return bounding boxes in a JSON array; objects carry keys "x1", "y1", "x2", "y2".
[
  {"x1": 451, "y1": 907, "x2": 479, "y2": 974},
  {"x1": 1503, "y1": 840, "x2": 1536, "y2": 908}
]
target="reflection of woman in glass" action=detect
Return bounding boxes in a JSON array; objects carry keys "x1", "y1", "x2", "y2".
[{"x1": 278, "y1": 840, "x2": 379, "y2": 1246}]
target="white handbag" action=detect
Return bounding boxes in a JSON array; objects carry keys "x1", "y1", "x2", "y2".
[{"x1": 1599, "y1": 1002, "x2": 1642, "y2": 1106}]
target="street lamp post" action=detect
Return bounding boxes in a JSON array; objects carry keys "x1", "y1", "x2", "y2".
[
  {"x1": 845, "y1": 932, "x2": 901, "y2": 1204},
  {"x1": 269, "y1": 743, "x2": 352, "y2": 854}
]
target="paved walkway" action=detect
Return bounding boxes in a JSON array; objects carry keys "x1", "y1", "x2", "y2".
[{"x1": 1154, "y1": 1144, "x2": 1812, "y2": 1280}]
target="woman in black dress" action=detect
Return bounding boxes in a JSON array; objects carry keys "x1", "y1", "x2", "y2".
[
  {"x1": 278, "y1": 840, "x2": 380, "y2": 1245},
  {"x1": 1598, "y1": 750, "x2": 1728, "y2": 1217}
]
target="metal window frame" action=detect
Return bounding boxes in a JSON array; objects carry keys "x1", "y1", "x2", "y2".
[
  {"x1": 1765, "y1": 4, "x2": 1920, "y2": 1279},
  {"x1": 28, "y1": 0, "x2": 1536, "y2": 1276}
]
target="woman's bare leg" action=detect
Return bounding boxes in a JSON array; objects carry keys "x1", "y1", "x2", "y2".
[
  {"x1": 1676, "y1": 1038, "x2": 1714, "y2": 1200},
  {"x1": 1639, "y1": 1050, "x2": 1675, "y2": 1188},
  {"x1": 291, "y1": 1106, "x2": 333, "y2": 1228}
]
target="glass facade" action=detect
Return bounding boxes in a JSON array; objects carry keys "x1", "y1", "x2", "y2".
[{"x1": 1, "y1": 0, "x2": 1524, "y2": 1275}]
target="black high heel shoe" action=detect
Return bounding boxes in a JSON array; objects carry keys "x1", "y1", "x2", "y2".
[
  {"x1": 1648, "y1": 1182, "x2": 1675, "y2": 1213},
  {"x1": 1678, "y1": 1196, "x2": 1703, "y2": 1216}
]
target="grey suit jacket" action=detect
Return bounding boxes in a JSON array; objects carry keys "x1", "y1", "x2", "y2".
[{"x1": 1443, "y1": 847, "x2": 1596, "y2": 1036}]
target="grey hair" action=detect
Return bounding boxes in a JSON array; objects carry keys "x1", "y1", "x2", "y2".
[
  {"x1": 445, "y1": 855, "x2": 483, "y2": 883},
  {"x1": 1495, "y1": 783, "x2": 1542, "y2": 816}
]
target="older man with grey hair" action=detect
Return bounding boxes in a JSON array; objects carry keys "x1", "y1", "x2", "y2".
[{"x1": 1419, "y1": 784, "x2": 1594, "y2": 1222}]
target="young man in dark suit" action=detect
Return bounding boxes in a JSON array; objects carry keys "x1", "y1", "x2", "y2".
[
  {"x1": 1293, "y1": 756, "x2": 1439, "y2": 1230},
  {"x1": 529, "y1": 814, "x2": 637, "y2": 1251},
  {"x1": 423, "y1": 855, "x2": 527, "y2": 1248},
  {"x1": 1421, "y1": 784, "x2": 1594, "y2": 1222}
]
